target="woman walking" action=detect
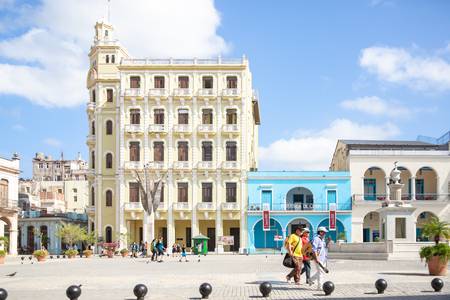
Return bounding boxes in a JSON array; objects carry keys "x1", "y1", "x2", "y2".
[{"x1": 300, "y1": 228, "x2": 313, "y2": 285}]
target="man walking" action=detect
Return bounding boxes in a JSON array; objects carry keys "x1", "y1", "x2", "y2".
[
  {"x1": 285, "y1": 227, "x2": 303, "y2": 285},
  {"x1": 310, "y1": 226, "x2": 328, "y2": 290}
]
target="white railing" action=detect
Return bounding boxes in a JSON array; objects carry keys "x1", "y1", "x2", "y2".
[
  {"x1": 121, "y1": 57, "x2": 245, "y2": 65},
  {"x1": 173, "y1": 88, "x2": 193, "y2": 97},
  {"x1": 146, "y1": 161, "x2": 165, "y2": 169},
  {"x1": 197, "y1": 161, "x2": 214, "y2": 169},
  {"x1": 173, "y1": 161, "x2": 191, "y2": 169},
  {"x1": 148, "y1": 88, "x2": 169, "y2": 97},
  {"x1": 124, "y1": 161, "x2": 143, "y2": 169},
  {"x1": 222, "y1": 161, "x2": 239, "y2": 169},
  {"x1": 157, "y1": 202, "x2": 167, "y2": 210},
  {"x1": 124, "y1": 124, "x2": 144, "y2": 133},
  {"x1": 148, "y1": 124, "x2": 167, "y2": 133},
  {"x1": 86, "y1": 135, "x2": 95, "y2": 144},
  {"x1": 222, "y1": 88, "x2": 240, "y2": 97},
  {"x1": 222, "y1": 124, "x2": 239, "y2": 133},
  {"x1": 197, "y1": 89, "x2": 216, "y2": 96},
  {"x1": 173, "y1": 202, "x2": 191, "y2": 210},
  {"x1": 222, "y1": 202, "x2": 239, "y2": 210},
  {"x1": 198, "y1": 124, "x2": 215, "y2": 133},
  {"x1": 86, "y1": 102, "x2": 96, "y2": 112},
  {"x1": 173, "y1": 124, "x2": 192, "y2": 133},
  {"x1": 197, "y1": 202, "x2": 215, "y2": 210},
  {"x1": 124, "y1": 88, "x2": 144, "y2": 97},
  {"x1": 124, "y1": 202, "x2": 143, "y2": 210},
  {"x1": 349, "y1": 150, "x2": 449, "y2": 156},
  {"x1": 86, "y1": 206, "x2": 95, "y2": 214}
]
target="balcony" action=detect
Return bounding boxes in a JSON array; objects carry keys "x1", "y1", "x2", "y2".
[
  {"x1": 0, "y1": 198, "x2": 19, "y2": 210},
  {"x1": 173, "y1": 161, "x2": 191, "y2": 170},
  {"x1": 86, "y1": 134, "x2": 95, "y2": 146},
  {"x1": 124, "y1": 161, "x2": 143, "y2": 170},
  {"x1": 222, "y1": 124, "x2": 240, "y2": 134},
  {"x1": 222, "y1": 202, "x2": 239, "y2": 211},
  {"x1": 173, "y1": 88, "x2": 193, "y2": 98},
  {"x1": 124, "y1": 124, "x2": 144, "y2": 134},
  {"x1": 146, "y1": 161, "x2": 165, "y2": 170},
  {"x1": 248, "y1": 202, "x2": 352, "y2": 211},
  {"x1": 148, "y1": 88, "x2": 169, "y2": 98},
  {"x1": 353, "y1": 193, "x2": 449, "y2": 204},
  {"x1": 173, "y1": 202, "x2": 191, "y2": 211},
  {"x1": 197, "y1": 88, "x2": 216, "y2": 97},
  {"x1": 222, "y1": 88, "x2": 240, "y2": 98},
  {"x1": 124, "y1": 88, "x2": 144, "y2": 98},
  {"x1": 197, "y1": 161, "x2": 215, "y2": 170},
  {"x1": 173, "y1": 124, "x2": 192, "y2": 134},
  {"x1": 86, "y1": 206, "x2": 95, "y2": 215},
  {"x1": 197, "y1": 202, "x2": 215, "y2": 211},
  {"x1": 157, "y1": 202, "x2": 167, "y2": 211},
  {"x1": 197, "y1": 124, "x2": 216, "y2": 135},
  {"x1": 86, "y1": 102, "x2": 96, "y2": 113},
  {"x1": 86, "y1": 169, "x2": 95, "y2": 178},
  {"x1": 222, "y1": 161, "x2": 239, "y2": 170},
  {"x1": 124, "y1": 202, "x2": 143, "y2": 211},
  {"x1": 148, "y1": 124, "x2": 168, "y2": 134}
]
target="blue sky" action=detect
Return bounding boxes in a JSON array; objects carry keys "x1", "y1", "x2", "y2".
[{"x1": 0, "y1": 0, "x2": 449, "y2": 177}]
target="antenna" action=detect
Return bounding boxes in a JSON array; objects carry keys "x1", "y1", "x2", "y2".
[{"x1": 107, "y1": 0, "x2": 111, "y2": 23}]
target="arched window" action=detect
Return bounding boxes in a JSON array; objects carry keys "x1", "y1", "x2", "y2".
[
  {"x1": 111, "y1": 55, "x2": 115, "y2": 63},
  {"x1": 91, "y1": 121, "x2": 95, "y2": 135},
  {"x1": 106, "y1": 120, "x2": 113, "y2": 135},
  {"x1": 91, "y1": 186, "x2": 95, "y2": 206},
  {"x1": 106, "y1": 55, "x2": 109, "y2": 63},
  {"x1": 91, "y1": 151, "x2": 95, "y2": 169},
  {"x1": 92, "y1": 90, "x2": 96, "y2": 103},
  {"x1": 106, "y1": 190, "x2": 112, "y2": 207},
  {"x1": 105, "y1": 226, "x2": 112, "y2": 243},
  {"x1": 105, "y1": 153, "x2": 113, "y2": 169}
]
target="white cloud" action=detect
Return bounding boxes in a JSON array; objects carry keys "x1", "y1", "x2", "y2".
[
  {"x1": 0, "y1": 0, "x2": 228, "y2": 107},
  {"x1": 340, "y1": 96, "x2": 411, "y2": 117},
  {"x1": 43, "y1": 138, "x2": 62, "y2": 148},
  {"x1": 360, "y1": 46, "x2": 450, "y2": 92},
  {"x1": 259, "y1": 119, "x2": 400, "y2": 170}
]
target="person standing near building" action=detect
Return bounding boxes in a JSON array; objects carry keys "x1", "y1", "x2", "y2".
[
  {"x1": 310, "y1": 227, "x2": 328, "y2": 290},
  {"x1": 179, "y1": 244, "x2": 188, "y2": 262},
  {"x1": 285, "y1": 227, "x2": 303, "y2": 285},
  {"x1": 156, "y1": 237, "x2": 165, "y2": 262},
  {"x1": 150, "y1": 239, "x2": 157, "y2": 261},
  {"x1": 300, "y1": 228, "x2": 313, "y2": 285}
]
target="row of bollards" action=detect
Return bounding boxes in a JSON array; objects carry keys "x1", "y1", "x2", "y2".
[{"x1": 0, "y1": 278, "x2": 445, "y2": 299}]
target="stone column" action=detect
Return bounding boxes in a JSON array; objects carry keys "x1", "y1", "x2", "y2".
[
  {"x1": 167, "y1": 172, "x2": 175, "y2": 251},
  {"x1": 411, "y1": 176, "x2": 416, "y2": 200},
  {"x1": 239, "y1": 175, "x2": 247, "y2": 253},
  {"x1": 215, "y1": 173, "x2": 224, "y2": 253},
  {"x1": 191, "y1": 171, "x2": 199, "y2": 237},
  {"x1": 361, "y1": 177, "x2": 365, "y2": 200},
  {"x1": 385, "y1": 177, "x2": 390, "y2": 201},
  {"x1": 9, "y1": 216, "x2": 18, "y2": 255}
]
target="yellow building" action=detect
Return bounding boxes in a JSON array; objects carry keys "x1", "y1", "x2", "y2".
[{"x1": 86, "y1": 21, "x2": 260, "y2": 252}]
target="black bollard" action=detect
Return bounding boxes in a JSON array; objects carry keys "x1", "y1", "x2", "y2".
[
  {"x1": 50, "y1": 255, "x2": 53, "y2": 259},
  {"x1": 323, "y1": 281, "x2": 335, "y2": 296},
  {"x1": 199, "y1": 283, "x2": 212, "y2": 299},
  {"x1": 375, "y1": 279, "x2": 387, "y2": 294},
  {"x1": 431, "y1": 278, "x2": 444, "y2": 292},
  {"x1": 57, "y1": 255, "x2": 60, "y2": 259},
  {"x1": 133, "y1": 284, "x2": 148, "y2": 300},
  {"x1": 259, "y1": 282, "x2": 272, "y2": 298},
  {"x1": 63, "y1": 255, "x2": 66, "y2": 259},
  {"x1": 28, "y1": 256, "x2": 32, "y2": 261},
  {"x1": 0, "y1": 288, "x2": 7, "y2": 300},
  {"x1": 21, "y1": 256, "x2": 25, "y2": 264},
  {"x1": 66, "y1": 285, "x2": 82, "y2": 300}
]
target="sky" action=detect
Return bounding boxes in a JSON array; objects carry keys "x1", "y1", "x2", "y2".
[{"x1": 0, "y1": 0, "x2": 449, "y2": 178}]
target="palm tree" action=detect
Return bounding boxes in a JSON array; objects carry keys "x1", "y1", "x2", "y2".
[{"x1": 422, "y1": 217, "x2": 450, "y2": 245}]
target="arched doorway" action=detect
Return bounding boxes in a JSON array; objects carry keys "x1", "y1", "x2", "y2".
[
  {"x1": 40, "y1": 225, "x2": 48, "y2": 249},
  {"x1": 286, "y1": 187, "x2": 314, "y2": 210},
  {"x1": 105, "y1": 226, "x2": 113, "y2": 243},
  {"x1": 317, "y1": 218, "x2": 345, "y2": 242},
  {"x1": 27, "y1": 225, "x2": 35, "y2": 252},
  {"x1": 363, "y1": 211, "x2": 380, "y2": 242},
  {"x1": 253, "y1": 218, "x2": 283, "y2": 249},
  {"x1": 416, "y1": 211, "x2": 437, "y2": 241},
  {"x1": 363, "y1": 167, "x2": 386, "y2": 200},
  {"x1": 286, "y1": 218, "x2": 313, "y2": 236},
  {"x1": 415, "y1": 167, "x2": 438, "y2": 200}
]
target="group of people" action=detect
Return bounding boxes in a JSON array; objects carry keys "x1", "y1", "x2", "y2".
[
  {"x1": 171, "y1": 243, "x2": 189, "y2": 262},
  {"x1": 285, "y1": 226, "x2": 329, "y2": 290}
]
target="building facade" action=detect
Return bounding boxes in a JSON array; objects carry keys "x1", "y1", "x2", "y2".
[
  {"x1": 86, "y1": 21, "x2": 260, "y2": 252},
  {"x1": 246, "y1": 171, "x2": 352, "y2": 253},
  {"x1": 330, "y1": 139, "x2": 450, "y2": 243}
]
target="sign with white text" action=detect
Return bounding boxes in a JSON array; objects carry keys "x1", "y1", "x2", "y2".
[{"x1": 329, "y1": 203, "x2": 336, "y2": 231}]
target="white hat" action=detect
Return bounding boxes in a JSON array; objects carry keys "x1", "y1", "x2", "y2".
[
  {"x1": 302, "y1": 228, "x2": 310, "y2": 233},
  {"x1": 317, "y1": 226, "x2": 328, "y2": 233}
]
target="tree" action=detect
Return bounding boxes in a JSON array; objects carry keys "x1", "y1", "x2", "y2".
[
  {"x1": 57, "y1": 224, "x2": 86, "y2": 248},
  {"x1": 422, "y1": 217, "x2": 450, "y2": 245},
  {"x1": 83, "y1": 231, "x2": 97, "y2": 247}
]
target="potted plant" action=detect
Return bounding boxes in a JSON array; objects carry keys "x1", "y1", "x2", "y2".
[
  {"x1": 419, "y1": 217, "x2": 450, "y2": 275},
  {"x1": 83, "y1": 249, "x2": 93, "y2": 258},
  {"x1": 65, "y1": 249, "x2": 78, "y2": 259},
  {"x1": 103, "y1": 243, "x2": 117, "y2": 258},
  {"x1": 33, "y1": 249, "x2": 48, "y2": 262},
  {"x1": 56, "y1": 224, "x2": 86, "y2": 254},
  {"x1": 120, "y1": 248, "x2": 129, "y2": 257},
  {"x1": 0, "y1": 250, "x2": 6, "y2": 264}
]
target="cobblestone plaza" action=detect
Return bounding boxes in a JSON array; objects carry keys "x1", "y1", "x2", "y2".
[{"x1": 0, "y1": 255, "x2": 449, "y2": 299}]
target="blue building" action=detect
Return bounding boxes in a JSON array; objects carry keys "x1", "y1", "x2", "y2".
[{"x1": 246, "y1": 171, "x2": 352, "y2": 253}]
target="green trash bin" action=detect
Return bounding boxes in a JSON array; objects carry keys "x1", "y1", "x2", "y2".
[{"x1": 192, "y1": 234, "x2": 209, "y2": 255}]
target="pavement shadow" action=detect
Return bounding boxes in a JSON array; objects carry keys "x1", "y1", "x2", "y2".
[
  {"x1": 378, "y1": 272, "x2": 430, "y2": 277},
  {"x1": 245, "y1": 280, "x2": 290, "y2": 285}
]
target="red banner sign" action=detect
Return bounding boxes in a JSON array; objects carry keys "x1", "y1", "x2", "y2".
[
  {"x1": 262, "y1": 209, "x2": 270, "y2": 231},
  {"x1": 329, "y1": 203, "x2": 336, "y2": 231}
]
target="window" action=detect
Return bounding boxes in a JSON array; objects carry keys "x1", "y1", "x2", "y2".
[
  {"x1": 106, "y1": 55, "x2": 109, "y2": 63},
  {"x1": 105, "y1": 226, "x2": 112, "y2": 243},
  {"x1": 178, "y1": 141, "x2": 188, "y2": 161},
  {"x1": 154, "y1": 109, "x2": 164, "y2": 124},
  {"x1": 129, "y1": 182, "x2": 140, "y2": 203},
  {"x1": 159, "y1": 184, "x2": 165, "y2": 203},
  {"x1": 106, "y1": 153, "x2": 113, "y2": 169},
  {"x1": 92, "y1": 90, "x2": 96, "y2": 102},
  {"x1": 106, "y1": 120, "x2": 113, "y2": 135},
  {"x1": 72, "y1": 188, "x2": 77, "y2": 193},
  {"x1": 154, "y1": 76, "x2": 165, "y2": 88},
  {"x1": 178, "y1": 182, "x2": 188, "y2": 202},
  {"x1": 91, "y1": 121, "x2": 95, "y2": 135},
  {"x1": 0, "y1": 179, "x2": 8, "y2": 201},
  {"x1": 130, "y1": 76, "x2": 141, "y2": 88},
  {"x1": 202, "y1": 109, "x2": 213, "y2": 125},
  {"x1": 178, "y1": 76, "x2": 189, "y2": 88},
  {"x1": 154, "y1": 142, "x2": 164, "y2": 162},
  {"x1": 91, "y1": 151, "x2": 95, "y2": 169},
  {"x1": 226, "y1": 183, "x2": 237, "y2": 202},
  {"x1": 202, "y1": 183, "x2": 213, "y2": 202},
  {"x1": 39, "y1": 163, "x2": 43, "y2": 169},
  {"x1": 130, "y1": 109, "x2": 140, "y2": 124},
  {"x1": 226, "y1": 141, "x2": 237, "y2": 161},
  {"x1": 178, "y1": 109, "x2": 189, "y2": 124},
  {"x1": 105, "y1": 30, "x2": 109, "y2": 37},
  {"x1": 58, "y1": 188, "x2": 63, "y2": 194},
  {"x1": 111, "y1": 55, "x2": 115, "y2": 63},
  {"x1": 129, "y1": 142, "x2": 140, "y2": 161},
  {"x1": 202, "y1": 141, "x2": 213, "y2": 161},
  {"x1": 226, "y1": 109, "x2": 238, "y2": 124},
  {"x1": 74, "y1": 196, "x2": 77, "y2": 202},
  {"x1": 202, "y1": 76, "x2": 213, "y2": 89},
  {"x1": 107, "y1": 89, "x2": 113, "y2": 102},
  {"x1": 226, "y1": 76, "x2": 238, "y2": 88},
  {"x1": 91, "y1": 187, "x2": 95, "y2": 206},
  {"x1": 106, "y1": 190, "x2": 112, "y2": 207}
]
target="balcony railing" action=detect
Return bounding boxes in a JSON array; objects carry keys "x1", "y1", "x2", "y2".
[
  {"x1": 222, "y1": 88, "x2": 240, "y2": 97},
  {"x1": 124, "y1": 124, "x2": 144, "y2": 133},
  {"x1": 173, "y1": 202, "x2": 191, "y2": 210},
  {"x1": 0, "y1": 198, "x2": 18, "y2": 209},
  {"x1": 247, "y1": 202, "x2": 352, "y2": 211},
  {"x1": 124, "y1": 161, "x2": 143, "y2": 170},
  {"x1": 148, "y1": 124, "x2": 167, "y2": 133},
  {"x1": 86, "y1": 206, "x2": 95, "y2": 214},
  {"x1": 222, "y1": 124, "x2": 239, "y2": 133},
  {"x1": 198, "y1": 124, "x2": 215, "y2": 134},
  {"x1": 415, "y1": 193, "x2": 442, "y2": 201},
  {"x1": 173, "y1": 161, "x2": 191, "y2": 169},
  {"x1": 173, "y1": 88, "x2": 193, "y2": 97},
  {"x1": 222, "y1": 161, "x2": 239, "y2": 170},
  {"x1": 173, "y1": 124, "x2": 192, "y2": 133},
  {"x1": 124, "y1": 202, "x2": 143, "y2": 210},
  {"x1": 157, "y1": 202, "x2": 167, "y2": 210},
  {"x1": 222, "y1": 202, "x2": 239, "y2": 211},
  {"x1": 198, "y1": 89, "x2": 217, "y2": 97},
  {"x1": 148, "y1": 88, "x2": 169, "y2": 97},
  {"x1": 122, "y1": 57, "x2": 246, "y2": 65},
  {"x1": 124, "y1": 88, "x2": 144, "y2": 97},
  {"x1": 197, "y1": 161, "x2": 214, "y2": 170},
  {"x1": 197, "y1": 202, "x2": 215, "y2": 210},
  {"x1": 147, "y1": 161, "x2": 165, "y2": 169},
  {"x1": 86, "y1": 134, "x2": 95, "y2": 145},
  {"x1": 86, "y1": 102, "x2": 96, "y2": 112}
]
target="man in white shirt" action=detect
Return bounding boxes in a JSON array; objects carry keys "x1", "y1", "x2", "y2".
[{"x1": 310, "y1": 226, "x2": 328, "y2": 290}]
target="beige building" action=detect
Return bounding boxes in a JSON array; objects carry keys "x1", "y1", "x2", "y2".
[
  {"x1": 86, "y1": 21, "x2": 260, "y2": 252},
  {"x1": 330, "y1": 140, "x2": 450, "y2": 243}
]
